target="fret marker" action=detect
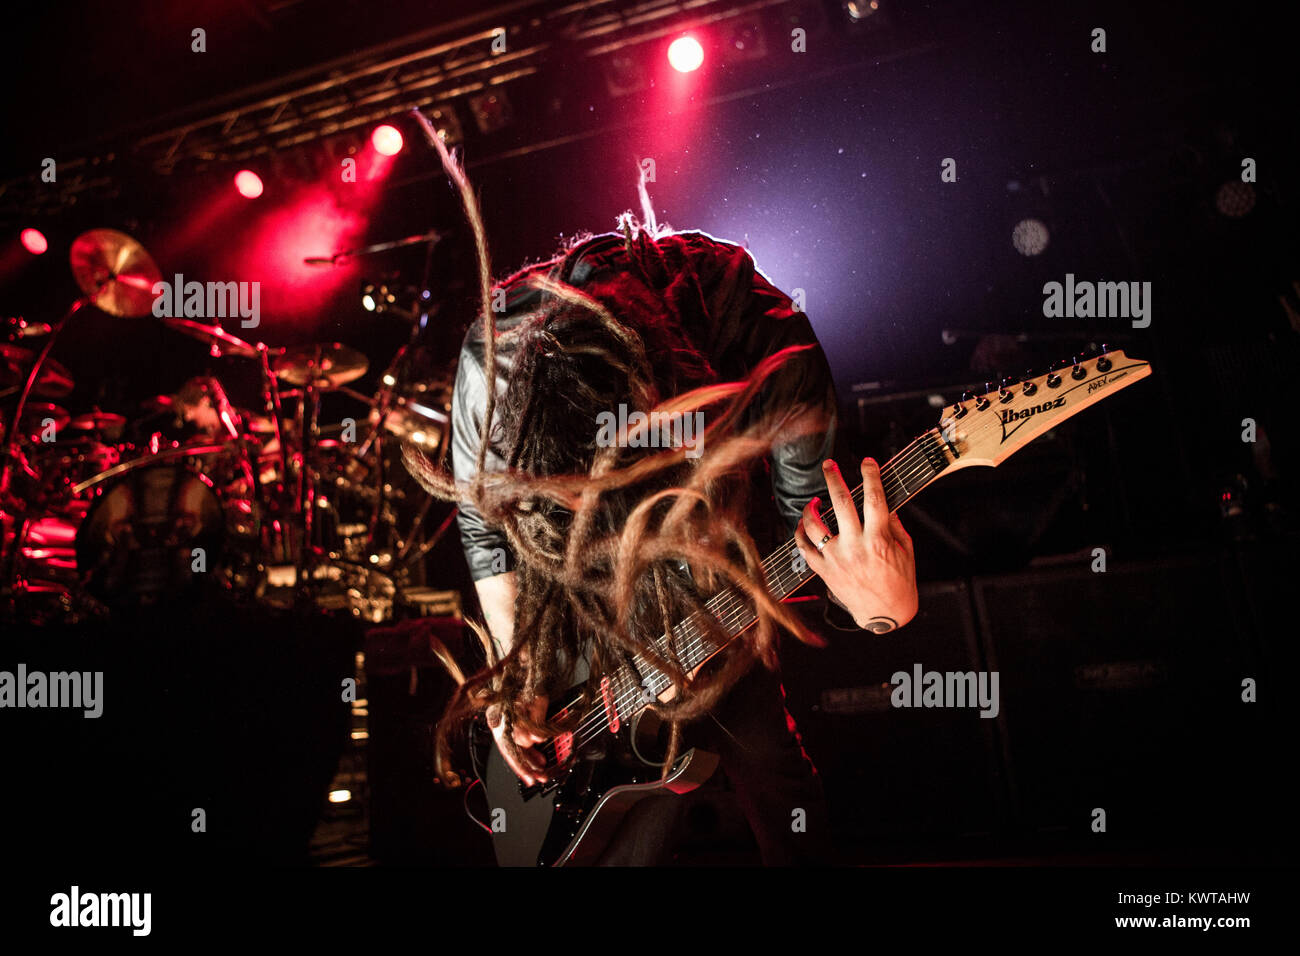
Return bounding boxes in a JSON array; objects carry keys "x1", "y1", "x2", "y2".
[{"x1": 601, "y1": 676, "x2": 620, "y2": 733}]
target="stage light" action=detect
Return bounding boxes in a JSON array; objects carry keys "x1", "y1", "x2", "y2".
[
  {"x1": 667, "y1": 36, "x2": 704, "y2": 73},
  {"x1": 361, "y1": 282, "x2": 377, "y2": 311},
  {"x1": 372, "y1": 124, "x2": 404, "y2": 157},
  {"x1": 1011, "y1": 218, "x2": 1050, "y2": 256},
  {"x1": 328, "y1": 789, "x2": 352, "y2": 803},
  {"x1": 19, "y1": 228, "x2": 47, "y2": 255},
  {"x1": 234, "y1": 170, "x2": 264, "y2": 199},
  {"x1": 844, "y1": 0, "x2": 881, "y2": 20}
]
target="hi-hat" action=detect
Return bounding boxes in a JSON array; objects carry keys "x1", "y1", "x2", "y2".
[
  {"x1": 273, "y1": 343, "x2": 368, "y2": 389},
  {"x1": 68, "y1": 410, "x2": 127, "y2": 432},
  {"x1": 161, "y1": 317, "x2": 261, "y2": 358},
  {"x1": 18, "y1": 402, "x2": 70, "y2": 437},
  {"x1": 69, "y1": 229, "x2": 162, "y2": 318}
]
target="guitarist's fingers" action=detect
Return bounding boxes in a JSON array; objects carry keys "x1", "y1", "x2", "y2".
[
  {"x1": 514, "y1": 694, "x2": 550, "y2": 745},
  {"x1": 822, "y1": 459, "x2": 861, "y2": 538},
  {"x1": 798, "y1": 497, "x2": 832, "y2": 555},
  {"x1": 794, "y1": 517, "x2": 828, "y2": 577},
  {"x1": 513, "y1": 725, "x2": 547, "y2": 747},
  {"x1": 859, "y1": 457, "x2": 891, "y2": 540},
  {"x1": 501, "y1": 744, "x2": 546, "y2": 787}
]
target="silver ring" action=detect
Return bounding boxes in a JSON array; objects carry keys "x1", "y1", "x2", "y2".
[{"x1": 815, "y1": 533, "x2": 833, "y2": 554}]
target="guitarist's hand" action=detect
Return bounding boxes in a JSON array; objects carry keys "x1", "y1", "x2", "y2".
[
  {"x1": 795, "y1": 457, "x2": 918, "y2": 634},
  {"x1": 487, "y1": 695, "x2": 550, "y2": 786}
]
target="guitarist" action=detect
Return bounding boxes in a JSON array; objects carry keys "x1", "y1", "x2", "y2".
[{"x1": 450, "y1": 225, "x2": 919, "y2": 864}]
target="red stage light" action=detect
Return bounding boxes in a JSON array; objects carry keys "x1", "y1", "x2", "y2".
[
  {"x1": 19, "y1": 228, "x2": 48, "y2": 255},
  {"x1": 372, "y1": 125, "x2": 404, "y2": 157},
  {"x1": 667, "y1": 36, "x2": 704, "y2": 73},
  {"x1": 234, "y1": 170, "x2": 264, "y2": 199}
]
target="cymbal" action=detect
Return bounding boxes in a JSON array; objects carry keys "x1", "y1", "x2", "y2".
[
  {"x1": 161, "y1": 317, "x2": 260, "y2": 358},
  {"x1": 19, "y1": 402, "x2": 70, "y2": 436},
  {"x1": 69, "y1": 410, "x2": 127, "y2": 432},
  {"x1": 69, "y1": 229, "x2": 162, "y2": 318},
  {"x1": 0, "y1": 344, "x2": 75, "y2": 398},
  {"x1": 273, "y1": 342, "x2": 368, "y2": 389}
]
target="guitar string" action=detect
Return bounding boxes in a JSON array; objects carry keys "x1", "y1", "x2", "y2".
[
  {"x1": 535, "y1": 475, "x2": 900, "y2": 765},
  {"x1": 550, "y1": 474, "x2": 902, "y2": 758},
  {"x1": 535, "y1": 428, "x2": 948, "y2": 760},
  {"x1": 537, "y1": 430, "x2": 945, "y2": 761},
  {"x1": 530, "y1": 428, "x2": 943, "y2": 762},
  {"x1": 547, "y1": 383, "x2": 1024, "y2": 760}
]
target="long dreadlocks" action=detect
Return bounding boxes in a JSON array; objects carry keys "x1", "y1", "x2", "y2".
[{"x1": 402, "y1": 109, "x2": 828, "y2": 783}]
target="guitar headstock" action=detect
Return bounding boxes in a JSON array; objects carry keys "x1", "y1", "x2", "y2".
[{"x1": 936, "y1": 346, "x2": 1152, "y2": 470}]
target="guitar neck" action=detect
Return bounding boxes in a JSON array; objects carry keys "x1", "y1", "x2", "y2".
[{"x1": 605, "y1": 426, "x2": 954, "y2": 720}]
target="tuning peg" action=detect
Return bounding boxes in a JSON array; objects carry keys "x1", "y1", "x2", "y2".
[
  {"x1": 998, "y1": 376, "x2": 1017, "y2": 403},
  {"x1": 1096, "y1": 346, "x2": 1112, "y2": 373},
  {"x1": 1022, "y1": 370, "x2": 1038, "y2": 396},
  {"x1": 975, "y1": 384, "x2": 992, "y2": 411},
  {"x1": 954, "y1": 391, "x2": 971, "y2": 418},
  {"x1": 1071, "y1": 356, "x2": 1087, "y2": 380}
]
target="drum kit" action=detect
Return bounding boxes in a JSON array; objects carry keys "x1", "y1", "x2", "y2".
[{"x1": 1, "y1": 229, "x2": 453, "y2": 625}]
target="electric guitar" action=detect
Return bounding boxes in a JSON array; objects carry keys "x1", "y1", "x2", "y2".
[{"x1": 476, "y1": 347, "x2": 1152, "y2": 866}]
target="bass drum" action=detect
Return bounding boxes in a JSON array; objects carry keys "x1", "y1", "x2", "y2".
[{"x1": 75, "y1": 458, "x2": 228, "y2": 608}]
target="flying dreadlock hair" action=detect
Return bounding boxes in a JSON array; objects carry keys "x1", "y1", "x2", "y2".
[{"x1": 402, "y1": 109, "x2": 828, "y2": 784}]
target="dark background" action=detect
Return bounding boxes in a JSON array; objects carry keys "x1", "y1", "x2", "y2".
[{"x1": 1, "y1": 0, "x2": 1295, "y2": 868}]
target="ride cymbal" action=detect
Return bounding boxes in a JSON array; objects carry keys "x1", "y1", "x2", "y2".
[
  {"x1": 273, "y1": 342, "x2": 368, "y2": 389},
  {"x1": 68, "y1": 410, "x2": 128, "y2": 432},
  {"x1": 161, "y1": 317, "x2": 261, "y2": 358}
]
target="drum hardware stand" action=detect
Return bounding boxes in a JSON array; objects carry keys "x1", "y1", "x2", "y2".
[
  {"x1": 0, "y1": 298, "x2": 88, "y2": 500},
  {"x1": 0, "y1": 298, "x2": 89, "y2": 601}
]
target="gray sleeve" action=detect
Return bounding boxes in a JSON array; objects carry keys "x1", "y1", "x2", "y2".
[{"x1": 449, "y1": 330, "x2": 514, "y2": 582}]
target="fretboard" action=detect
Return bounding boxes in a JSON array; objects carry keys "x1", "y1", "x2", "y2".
[{"x1": 601, "y1": 428, "x2": 953, "y2": 721}]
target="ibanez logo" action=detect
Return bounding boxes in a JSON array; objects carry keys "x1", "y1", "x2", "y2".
[{"x1": 999, "y1": 396, "x2": 1066, "y2": 442}]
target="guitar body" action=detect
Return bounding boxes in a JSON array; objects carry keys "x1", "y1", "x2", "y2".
[{"x1": 479, "y1": 706, "x2": 720, "y2": 867}]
